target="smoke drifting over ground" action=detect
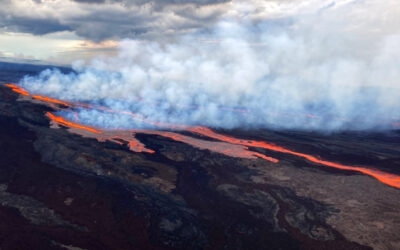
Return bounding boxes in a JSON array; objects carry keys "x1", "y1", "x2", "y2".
[{"x1": 19, "y1": 0, "x2": 400, "y2": 131}]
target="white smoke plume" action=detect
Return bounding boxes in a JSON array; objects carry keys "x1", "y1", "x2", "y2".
[{"x1": 19, "y1": 0, "x2": 400, "y2": 131}]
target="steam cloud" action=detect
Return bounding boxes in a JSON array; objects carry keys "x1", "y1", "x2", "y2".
[{"x1": 19, "y1": 0, "x2": 400, "y2": 131}]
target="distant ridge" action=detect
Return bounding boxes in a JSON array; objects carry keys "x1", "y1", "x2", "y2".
[{"x1": 0, "y1": 61, "x2": 72, "y2": 83}]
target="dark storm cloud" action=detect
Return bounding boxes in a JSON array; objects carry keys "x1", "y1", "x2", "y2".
[
  {"x1": 66, "y1": 6, "x2": 156, "y2": 41},
  {"x1": 0, "y1": 0, "x2": 232, "y2": 41},
  {"x1": 0, "y1": 15, "x2": 71, "y2": 35}
]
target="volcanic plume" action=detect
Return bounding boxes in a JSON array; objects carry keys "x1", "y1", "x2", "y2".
[{"x1": 17, "y1": 2, "x2": 400, "y2": 131}]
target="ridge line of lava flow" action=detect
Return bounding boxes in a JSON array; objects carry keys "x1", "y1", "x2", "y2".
[{"x1": 188, "y1": 127, "x2": 400, "y2": 189}]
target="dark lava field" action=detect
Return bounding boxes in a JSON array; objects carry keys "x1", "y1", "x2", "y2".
[{"x1": 0, "y1": 62, "x2": 399, "y2": 250}]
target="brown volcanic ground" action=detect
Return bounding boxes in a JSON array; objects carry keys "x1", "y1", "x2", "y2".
[{"x1": 0, "y1": 63, "x2": 399, "y2": 250}]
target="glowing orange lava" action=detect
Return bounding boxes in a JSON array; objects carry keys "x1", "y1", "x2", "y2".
[
  {"x1": 5, "y1": 83, "x2": 71, "y2": 107},
  {"x1": 44, "y1": 111, "x2": 276, "y2": 162},
  {"x1": 32, "y1": 95, "x2": 70, "y2": 107},
  {"x1": 5, "y1": 83, "x2": 30, "y2": 96},
  {"x1": 46, "y1": 111, "x2": 155, "y2": 153},
  {"x1": 137, "y1": 130, "x2": 278, "y2": 163},
  {"x1": 46, "y1": 112, "x2": 101, "y2": 134},
  {"x1": 127, "y1": 136, "x2": 155, "y2": 153},
  {"x1": 188, "y1": 127, "x2": 400, "y2": 188}
]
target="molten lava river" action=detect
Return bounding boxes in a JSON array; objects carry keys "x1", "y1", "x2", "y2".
[{"x1": 5, "y1": 83, "x2": 400, "y2": 189}]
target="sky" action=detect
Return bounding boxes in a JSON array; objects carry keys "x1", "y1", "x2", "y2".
[{"x1": 0, "y1": 0, "x2": 345, "y2": 64}]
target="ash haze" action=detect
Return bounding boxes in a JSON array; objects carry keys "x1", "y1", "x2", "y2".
[{"x1": 3, "y1": 0, "x2": 400, "y2": 130}]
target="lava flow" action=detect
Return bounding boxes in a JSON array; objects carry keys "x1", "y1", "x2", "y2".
[
  {"x1": 4, "y1": 83, "x2": 278, "y2": 161},
  {"x1": 138, "y1": 130, "x2": 279, "y2": 163},
  {"x1": 188, "y1": 127, "x2": 400, "y2": 188},
  {"x1": 5, "y1": 83, "x2": 29, "y2": 96},
  {"x1": 45, "y1": 112, "x2": 277, "y2": 162},
  {"x1": 6, "y1": 83, "x2": 71, "y2": 107},
  {"x1": 46, "y1": 112, "x2": 101, "y2": 134},
  {"x1": 46, "y1": 112, "x2": 155, "y2": 153},
  {"x1": 5, "y1": 82, "x2": 400, "y2": 189},
  {"x1": 15, "y1": 82, "x2": 272, "y2": 160}
]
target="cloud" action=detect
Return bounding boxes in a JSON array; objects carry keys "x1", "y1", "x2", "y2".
[
  {"x1": 0, "y1": 0, "x2": 236, "y2": 41},
  {"x1": 72, "y1": 0, "x2": 105, "y2": 3},
  {"x1": 19, "y1": 0, "x2": 400, "y2": 131},
  {"x1": 0, "y1": 15, "x2": 71, "y2": 35},
  {"x1": 0, "y1": 0, "x2": 337, "y2": 41}
]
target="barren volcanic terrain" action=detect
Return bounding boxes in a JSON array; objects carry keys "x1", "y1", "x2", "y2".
[{"x1": 0, "y1": 62, "x2": 399, "y2": 250}]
